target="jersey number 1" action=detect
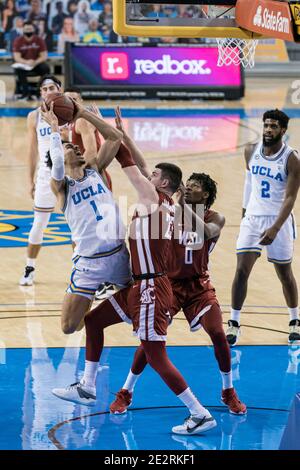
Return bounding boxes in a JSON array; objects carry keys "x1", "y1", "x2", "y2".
[
  {"x1": 261, "y1": 181, "x2": 270, "y2": 198},
  {"x1": 90, "y1": 200, "x2": 103, "y2": 221}
]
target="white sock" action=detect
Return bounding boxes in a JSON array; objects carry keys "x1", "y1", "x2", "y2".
[
  {"x1": 288, "y1": 307, "x2": 299, "y2": 322},
  {"x1": 123, "y1": 370, "x2": 140, "y2": 392},
  {"x1": 230, "y1": 309, "x2": 241, "y2": 324},
  {"x1": 26, "y1": 258, "x2": 36, "y2": 268},
  {"x1": 81, "y1": 360, "x2": 98, "y2": 389},
  {"x1": 220, "y1": 370, "x2": 233, "y2": 390},
  {"x1": 177, "y1": 387, "x2": 210, "y2": 418}
]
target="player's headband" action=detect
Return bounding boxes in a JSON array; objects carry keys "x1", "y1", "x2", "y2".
[{"x1": 41, "y1": 79, "x2": 59, "y2": 87}]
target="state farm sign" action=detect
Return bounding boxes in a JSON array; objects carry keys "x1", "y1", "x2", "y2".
[{"x1": 236, "y1": 0, "x2": 295, "y2": 41}]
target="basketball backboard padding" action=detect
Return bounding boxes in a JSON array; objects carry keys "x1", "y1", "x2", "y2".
[{"x1": 113, "y1": 0, "x2": 264, "y2": 39}]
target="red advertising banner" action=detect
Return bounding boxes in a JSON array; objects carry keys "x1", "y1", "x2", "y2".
[{"x1": 236, "y1": 0, "x2": 295, "y2": 41}]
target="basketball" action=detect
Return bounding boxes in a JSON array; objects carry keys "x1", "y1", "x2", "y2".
[{"x1": 45, "y1": 93, "x2": 75, "y2": 126}]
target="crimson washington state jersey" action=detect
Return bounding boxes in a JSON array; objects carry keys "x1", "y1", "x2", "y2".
[
  {"x1": 129, "y1": 191, "x2": 175, "y2": 277},
  {"x1": 168, "y1": 209, "x2": 219, "y2": 287}
]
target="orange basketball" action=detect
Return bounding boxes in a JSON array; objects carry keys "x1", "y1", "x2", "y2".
[{"x1": 45, "y1": 93, "x2": 75, "y2": 126}]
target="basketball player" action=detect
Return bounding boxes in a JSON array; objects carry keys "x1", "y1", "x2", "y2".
[
  {"x1": 226, "y1": 109, "x2": 300, "y2": 346},
  {"x1": 52, "y1": 146, "x2": 218, "y2": 436},
  {"x1": 64, "y1": 86, "x2": 114, "y2": 300},
  {"x1": 42, "y1": 101, "x2": 131, "y2": 334},
  {"x1": 102, "y1": 108, "x2": 245, "y2": 415},
  {"x1": 109, "y1": 174, "x2": 246, "y2": 417},
  {"x1": 19, "y1": 74, "x2": 63, "y2": 286}
]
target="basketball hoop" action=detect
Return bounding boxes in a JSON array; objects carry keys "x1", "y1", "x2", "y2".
[{"x1": 216, "y1": 37, "x2": 258, "y2": 68}]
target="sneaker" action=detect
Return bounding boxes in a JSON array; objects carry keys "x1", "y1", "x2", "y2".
[
  {"x1": 172, "y1": 414, "x2": 217, "y2": 435},
  {"x1": 288, "y1": 319, "x2": 300, "y2": 344},
  {"x1": 105, "y1": 283, "x2": 115, "y2": 298},
  {"x1": 52, "y1": 381, "x2": 96, "y2": 406},
  {"x1": 19, "y1": 266, "x2": 35, "y2": 286},
  {"x1": 226, "y1": 320, "x2": 240, "y2": 347},
  {"x1": 221, "y1": 387, "x2": 247, "y2": 415},
  {"x1": 95, "y1": 283, "x2": 108, "y2": 300},
  {"x1": 110, "y1": 389, "x2": 132, "y2": 414}
]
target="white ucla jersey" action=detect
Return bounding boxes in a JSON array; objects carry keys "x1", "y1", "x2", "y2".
[
  {"x1": 246, "y1": 142, "x2": 295, "y2": 216},
  {"x1": 63, "y1": 168, "x2": 126, "y2": 257},
  {"x1": 36, "y1": 109, "x2": 52, "y2": 172}
]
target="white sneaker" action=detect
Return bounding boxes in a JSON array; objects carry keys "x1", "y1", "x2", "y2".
[
  {"x1": 19, "y1": 266, "x2": 35, "y2": 286},
  {"x1": 226, "y1": 320, "x2": 241, "y2": 347},
  {"x1": 172, "y1": 414, "x2": 217, "y2": 435},
  {"x1": 52, "y1": 381, "x2": 96, "y2": 406}
]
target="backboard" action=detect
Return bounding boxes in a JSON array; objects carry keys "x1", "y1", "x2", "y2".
[
  {"x1": 113, "y1": 1, "x2": 300, "y2": 41},
  {"x1": 113, "y1": 1, "x2": 263, "y2": 39}
]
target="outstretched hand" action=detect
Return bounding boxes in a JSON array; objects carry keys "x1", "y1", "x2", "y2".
[
  {"x1": 115, "y1": 106, "x2": 125, "y2": 135},
  {"x1": 41, "y1": 101, "x2": 58, "y2": 128}
]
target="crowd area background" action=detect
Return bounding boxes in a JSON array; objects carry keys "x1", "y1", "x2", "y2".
[{"x1": 0, "y1": 0, "x2": 211, "y2": 54}]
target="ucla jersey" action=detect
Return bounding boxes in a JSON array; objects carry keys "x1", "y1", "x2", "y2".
[
  {"x1": 36, "y1": 109, "x2": 52, "y2": 172},
  {"x1": 246, "y1": 142, "x2": 294, "y2": 216},
  {"x1": 63, "y1": 168, "x2": 126, "y2": 257}
]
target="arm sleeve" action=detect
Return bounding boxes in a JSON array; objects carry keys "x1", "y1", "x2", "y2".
[
  {"x1": 50, "y1": 132, "x2": 65, "y2": 181},
  {"x1": 242, "y1": 169, "x2": 252, "y2": 209}
]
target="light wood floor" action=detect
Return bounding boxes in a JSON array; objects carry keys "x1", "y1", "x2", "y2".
[{"x1": 0, "y1": 76, "x2": 299, "y2": 348}]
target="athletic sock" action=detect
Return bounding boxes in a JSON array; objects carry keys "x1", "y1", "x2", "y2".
[
  {"x1": 123, "y1": 370, "x2": 140, "y2": 392},
  {"x1": 220, "y1": 370, "x2": 233, "y2": 390},
  {"x1": 177, "y1": 387, "x2": 211, "y2": 418},
  {"x1": 230, "y1": 309, "x2": 241, "y2": 324},
  {"x1": 81, "y1": 360, "x2": 98, "y2": 389},
  {"x1": 288, "y1": 307, "x2": 299, "y2": 322},
  {"x1": 26, "y1": 258, "x2": 36, "y2": 268}
]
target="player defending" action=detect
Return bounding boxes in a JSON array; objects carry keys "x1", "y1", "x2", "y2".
[
  {"x1": 52, "y1": 146, "x2": 218, "y2": 436},
  {"x1": 43, "y1": 101, "x2": 131, "y2": 334},
  {"x1": 226, "y1": 109, "x2": 300, "y2": 346},
  {"x1": 19, "y1": 75, "x2": 63, "y2": 286},
  {"x1": 107, "y1": 108, "x2": 246, "y2": 416}
]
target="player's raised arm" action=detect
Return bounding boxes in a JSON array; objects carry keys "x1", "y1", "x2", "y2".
[
  {"x1": 115, "y1": 143, "x2": 158, "y2": 207},
  {"x1": 71, "y1": 100, "x2": 122, "y2": 171},
  {"x1": 41, "y1": 103, "x2": 66, "y2": 197},
  {"x1": 115, "y1": 106, "x2": 151, "y2": 178}
]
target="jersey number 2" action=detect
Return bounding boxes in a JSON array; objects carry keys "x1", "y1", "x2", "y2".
[
  {"x1": 90, "y1": 200, "x2": 103, "y2": 221},
  {"x1": 261, "y1": 181, "x2": 270, "y2": 198}
]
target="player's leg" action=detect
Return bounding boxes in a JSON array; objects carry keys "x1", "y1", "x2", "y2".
[
  {"x1": 200, "y1": 302, "x2": 247, "y2": 415},
  {"x1": 110, "y1": 286, "x2": 182, "y2": 414},
  {"x1": 227, "y1": 215, "x2": 263, "y2": 345},
  {"x1": 273, "y1": 263, "x2": 300, "y2": 343},
  {"x1": 52, "y1": 289, "x2": 130, "y2": 405},
  {"x1": 19, "y1": 210, "x2": 52, "y2": 286},
  {"x1": 141, "y1": 340, "x2": 216, "y2": 435},
  {"x1": 61, "y1": 292, "x2": 92, "y2": 334},
  {"x1": 227, "y1": 252, "x2": 260, "y2": 346},
  {"x1": 267, "y1": 215, "x2": 299, "y2": 343}
]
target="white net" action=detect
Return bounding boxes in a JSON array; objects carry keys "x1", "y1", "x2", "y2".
[{"x1": 216, "y1": 37, "x2": 259, "y2": 68}]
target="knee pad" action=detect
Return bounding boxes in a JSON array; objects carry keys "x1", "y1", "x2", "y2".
[{"x1": 28, "y1": 211, "x2": 51, "y2": 245}]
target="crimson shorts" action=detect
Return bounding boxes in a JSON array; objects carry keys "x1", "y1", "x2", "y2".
[
  {"x1": 108, "y1": 275, "x2": 173, "y2": 341},
  {"x1": 170, "y1": 278, "x2": 221, "y2": 331}
]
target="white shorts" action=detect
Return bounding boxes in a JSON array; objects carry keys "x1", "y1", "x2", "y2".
[
  {"x1": 236, "y1": 214, "x2": 297, "y2": 264},
  {"x1": 67, "y1": 243, "x2": 132, "y2": 299},
  {"x1": 34, "y1": 169, "x2": 56, "y2": 212}
]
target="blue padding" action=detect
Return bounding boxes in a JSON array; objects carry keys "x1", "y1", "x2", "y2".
[{"x1": 279, "y1": 393, "x2": 300, "y2": 450}]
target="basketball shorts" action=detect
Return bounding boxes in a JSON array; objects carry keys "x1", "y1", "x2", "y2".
[
  {"x1": 67, "y1": 243, "x2": 132, "y2": 299},
  {"x1": 236, "y1": 214, "x2": 297, "y2": 264},
  {"x1": 108, "y1": 275, "x2": 173, "y2": 341},
  {"x1": 34, "y1": 169, "x2": 56, "y2": 212},
  {"x1": 170, "y1": 278, "x2": 220, "y2": 331}
]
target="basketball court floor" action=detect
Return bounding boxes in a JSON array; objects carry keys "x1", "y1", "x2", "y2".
[{"x1": 0, "y1": 76, "x2": 299, "y2": 450}]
